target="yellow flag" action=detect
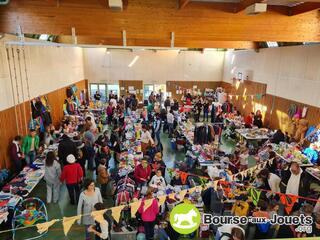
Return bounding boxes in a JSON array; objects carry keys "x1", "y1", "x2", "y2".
[
  {"x1": 213, "y1": 180, "x2": 219, "y2": 191},
  {"x1": 143, "y1": 199, "x2": 154, "y2": 211},
  {"x1": 157, "y1": 195, "x2": 167, "y2": 206},
  {"x1": 130, "y1": 200, "x2": 141, "y2": 218},
  {"x1": 179, "y1": 189, "x2": 188, "y2": 200},
  {"x1": 62, "y1": 215, "x2": 81, "y2": 236},
  {"x1": 168, "y1": 192, "x2": 176, "y2": 201},
  {"x1": 111, "y1": 205, "x2": 126, "y2": 223},
  {"x1": 36, "y1": 219, "x2": 59, "y2": 234},
  {"x1": 91, "y1": 209, "x2": 107, "y2": 224},
  {"x1": 188, "y1": 187, "x2": 197, "y2": 194}
]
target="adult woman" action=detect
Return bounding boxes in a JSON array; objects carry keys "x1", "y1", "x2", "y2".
[
  {"x1": 203, "y1": 99, "x2": 210, "y2": 122},
  {"x1": 44, "y1": 151, "x2": 61, "y2": 204},
  {"x1": 134, "y1": 158, "x2": 152, "y2": 188},
  {"x1": 138, "y1": 189, "x2": 159, "y2": 240},
  {"x1": 60, "y1": 154, "x2": 83, "y2": 205},
  {"x1": 77, "y1": 179, "x2": 103, "y2": 240},
  {"x1": 253, "y1": 110, "x2": 263, "y2": 128},
  {"x1": 141, "y1": 125, "x2": 154, "y2": 155}
]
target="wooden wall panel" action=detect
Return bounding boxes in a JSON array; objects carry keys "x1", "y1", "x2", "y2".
[
  {"x1": 0, "y1": 79, "x2": 88, "y2": 170},
  {"x1": 119, "y1": 80, "x2": 143, "y2": 101},
  {"x1": 221, "y1": 81, "x2": 320, "y2": 137},
  {"x1": 166, "y1": 81, "x2": 222, "y2": 102}
]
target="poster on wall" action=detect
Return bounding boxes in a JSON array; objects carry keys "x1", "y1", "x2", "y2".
[
  {"x1": 129, "y1": 90, "x2": 136, "y2": 94},
  {"x1": 128, "y1": 86, "x2": 134, "y2": 91},
  {"x1": 120, "y1": 87, "x2": 125, "y2": 91},
  {"x1": 193, "y1": 85, "x2": 197, "y2": 89}
]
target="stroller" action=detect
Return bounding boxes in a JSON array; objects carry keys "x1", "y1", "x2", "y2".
[{"x1": 12, "y1": 197, "x2": 48, "y2": 240}]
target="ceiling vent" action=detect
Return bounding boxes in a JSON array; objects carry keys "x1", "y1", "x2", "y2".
[
  {"x1": 108, "y1": 0, "x2": 123, "y2": 11},
  {"x1": 245, "y1": 3, "x2": 267, "y2": 15}
]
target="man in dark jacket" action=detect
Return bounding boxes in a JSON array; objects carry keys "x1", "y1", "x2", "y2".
[{"x1": 58, "y1": 134, "x2": 78, "y2": 165}]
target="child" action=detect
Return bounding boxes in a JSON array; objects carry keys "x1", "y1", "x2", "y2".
[
  {"x1": 149, "y1": 170, "x2": 166, "y2": 191},
  {"x1": 97, "y1": 158, "x2": 109, "y2": 198}
]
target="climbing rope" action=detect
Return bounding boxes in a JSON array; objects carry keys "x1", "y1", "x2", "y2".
[
  {"x1": 5, "y1": 47, "x2": 20, "y2": 135},
  {"x1": 11, "y1": 47, "x2": 23, "y2": 135},
  {"x1": 16, "y1": 47, "x2": 28, "y2": 135}
]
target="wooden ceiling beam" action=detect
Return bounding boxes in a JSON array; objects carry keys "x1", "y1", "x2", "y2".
[
  {"x1": 235, "y1": 0, "x2": 264, "y2": 13},
  {"x1": 288, "y1": 2, "x2": 320, "y2": 16},
  {"x1": 179, "y1": 0, "x2": 190, "y2": 9}
]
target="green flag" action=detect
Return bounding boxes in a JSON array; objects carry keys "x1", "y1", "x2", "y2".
[{"x1": 248, "y1": 188, "x2": 261, "y2": 206}]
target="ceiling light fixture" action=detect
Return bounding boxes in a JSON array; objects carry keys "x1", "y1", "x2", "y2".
[{"x1": 128, "y1": 55, "x2": 139, "y2": 67}]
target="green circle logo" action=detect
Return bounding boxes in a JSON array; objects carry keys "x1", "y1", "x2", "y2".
[{"x1": 169, "y1": 203, "x2": 201, "y2": 234}]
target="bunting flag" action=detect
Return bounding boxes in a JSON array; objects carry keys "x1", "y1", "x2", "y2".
[
  {"x1": 36, "y1": 219, "x2": 59, "y2": 234},
  {"x1": 143, "y1": 199, "x2": 154, "y2": 212},
  {"x1": 199, "y1": 177, "x2": 209, "y2": 187},
  {"x1": 91, "y1": 209, "x2": 107, "y2": 224},
  {"x1": 111, "y1": 205, "x2": 126, "y2": 223},
  {"x1": 180, "y1": 172, "x2": 189, "y2": 185},
  {"x1": 280, "y1": 194, "x2": 299, "y2": 215},
  {"x1": 168, "y1": 192, "x2": 176, "y2": 200},
  {"x1": 130, "y1": 200, "x2": 142, "y2": 218},
  {"x1": 179, "y1": 189, "x2": 188, "y2": 200},
  {"x1": 63, "y1": 215, "x2": 81, "y2": 236},
  {"x1": 158, "y1": 195, "x2": 167, "y2": 206},
  {"x1": 248, "y1": 188, "x2": 261, "y2": 206},
  {"x1": 167, "y1": 168, "x2": 175, "y2": 178},
  {"x1": 213, "y1": 180, "x2": 219, "y2": 191},
  {"x1": 188, "y1": 187, "x2": 197, "y2": 194}
]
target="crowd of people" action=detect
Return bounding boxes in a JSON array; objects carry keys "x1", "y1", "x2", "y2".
[{"x1": 6, "y1": 89, "x2": 320, "y2": 240}]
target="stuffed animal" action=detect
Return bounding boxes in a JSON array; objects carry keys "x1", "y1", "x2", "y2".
[{"x1": 294, "y1": 118, "x2": 309, "y2": 143}]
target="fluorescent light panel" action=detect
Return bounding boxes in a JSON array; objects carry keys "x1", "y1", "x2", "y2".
[{"x1": 128, "y1": 55, "x2": 139, "y2": 67}]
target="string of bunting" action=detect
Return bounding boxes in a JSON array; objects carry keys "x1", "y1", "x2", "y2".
[
  {"x1": 2, "y1": 158, "x2": 318, "y2": 235},
  {"x1": 229, "y1": 93, "x2": 265, "y2": 101}
]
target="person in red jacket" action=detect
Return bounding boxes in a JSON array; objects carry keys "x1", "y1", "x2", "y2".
[
  {"x1": 138, "y1": 189, "x2": 159, "y2": 240},
  {"x1": 134, "y1": 158, "x2": 151, "y2": 189},
  {"x1": 60, "y1": 154, "x2": 83, "y2": 205},
  {"x1": 244, "y1": 112, "x2": 254, "y2": 128}
]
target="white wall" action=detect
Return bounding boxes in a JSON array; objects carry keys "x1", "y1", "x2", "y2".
[
  {"x1": 223, "y1": 45, "x2": 320, "y2": 107},
  {"x1": 0, "y1": 35, "x2": 84, "y2": 111},
  {"x1": 83, "y1": 48, "x2": 225, "y2": 84}
]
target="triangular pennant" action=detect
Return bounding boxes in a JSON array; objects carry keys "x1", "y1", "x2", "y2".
[
  {"x1": 36, "y1": 219, "x2": 59, "y2": 234},
  {"x1": 179, "y1": 172, "x2": 189, "y2": 185},
  {"x1": 188, "y1": 187, "x2": 197, "y2": 194},
  {"x1": 63, "y1": 215, "x2": 81, "y2": 236},
  {"x1": 213, "y1": 180, "x2": 219, "y2": 191},
  {"x1": 263, "y1": 161, "x2": 268, "y2": 169},
  {"x1": 199, "y1": 177, "x2": 209, "y2": 187},
  {"x1": 179, "y1": 189, "x2": 188, "y2": 200},
  {"x1": 130, "y1": 200, "x2": 142, "y2": 218},
  {"x1": 167, "y1": 168, "x2": 174, "y2": 178},
  {"x1": 157, "y1": 195, "x2": 167, "y2": 206},
  {"x1": 143, "y1": 199, "x2": 154, "y2": 212},
  {"x1": 111, "y1": 205, "x2": 125, "y2": 223},
  {"x1": 280, "y1": 194, "x2": 299, "y2": 215},
  {"x1": 168, "y1": 192, "x2": 176, "y2": 200},
  {"x1": 248, "y1": 188, "x2": 261, "y2": 206},
  {"x1": 91, "y1": 209, "x2": 107, "y2": 224}
]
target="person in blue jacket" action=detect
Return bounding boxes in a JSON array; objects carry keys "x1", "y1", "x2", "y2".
[{"x1": 303, "y1": 143, "x2": 319, "y2": 165}]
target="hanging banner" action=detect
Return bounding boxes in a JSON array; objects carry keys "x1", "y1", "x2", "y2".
[{"x1": 248, "y1": 188, "x2": 261, "y2": 206}]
